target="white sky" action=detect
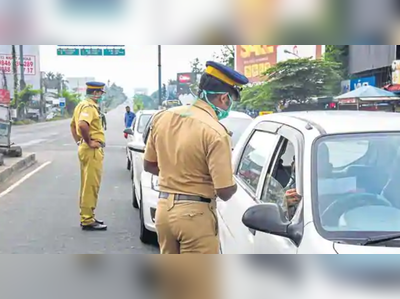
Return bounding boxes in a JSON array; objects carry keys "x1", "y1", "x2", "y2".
[{"x1": 39, "y1": 45, "x2": 222, "y2": 96}]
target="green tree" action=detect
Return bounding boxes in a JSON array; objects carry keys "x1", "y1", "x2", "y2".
[
  {"x1": 133, "y1": 96, "x2": 144, "y2": 112},
  {"x1": 325, "y1": 45, "x2": 349, "y2": 79},
  {"x1": 59, "y1": 89, "x2": 81, "y2": 115},
  {"x1": 15, "y1": 85, "x2": 41, "y2": 118},
  {"x1": 213, "y1": 45, "x2": 235, "y2": 68},
  {"x1": 11, "y1": 45, "x2": 19, "y2": 113},
  {"x1": 135, "y1": 94, "x2": 157, "y2": 109},
  {"x1": 241, "y1": 58, "x2": 342, "y2": 110}
]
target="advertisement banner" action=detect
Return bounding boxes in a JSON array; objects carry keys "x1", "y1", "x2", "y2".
[
  {"x1": 0, "y1": 89, "x2": 10, "y2": 105},
  {"x1": 392, "y1": 60, "x2": 400, "y2": 85},
  {"x1": 349, "y1": 76, "x2": 376, "y2": 91},
  {"x1": 0, "y1": 54, "x2": 36, "y2": 75},
  {"x1": 0, "y1": 45, "x2": 41, "y2": 99},
  {"x1": 235, "y1": 45, "x2": 325, "y2": 83}
]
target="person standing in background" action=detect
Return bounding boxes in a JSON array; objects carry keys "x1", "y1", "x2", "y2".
[
  {"x1": 124, "y1": 106, "x2": 135, "y2": 128},
  {"x1": 70, "y1": 81, "x2": 107, "y2": 231}
]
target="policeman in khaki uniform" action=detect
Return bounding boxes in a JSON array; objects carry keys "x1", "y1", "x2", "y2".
[
  {"x1": 70, "y1": 82, "x2": 107, "y2": 231},
  {"x1": 143, "y1": 61, "x2": 249, "y2": 254}
]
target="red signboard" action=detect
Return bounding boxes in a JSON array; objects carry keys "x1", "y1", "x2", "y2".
[
  {"x1": 178, "y1": 73, "x2": 191, "y2": 83},
  {"x1": 0, "y1": 89, "x2": 10, "y2": 105}
]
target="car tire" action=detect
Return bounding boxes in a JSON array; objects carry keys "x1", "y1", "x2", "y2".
[
  {"x1": 127, "y1": 158, "x2": 131, "y2": 170},
  {"x1": 132, "y1": 178, "x2": 139, "y2": 209},
  {"x1": 139, "y1": 198, "x2": 154, "y2": 244}
]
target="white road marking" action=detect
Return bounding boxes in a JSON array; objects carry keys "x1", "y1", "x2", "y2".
[
  {"x1": 17, "y1": 139, "x2": 48, "y2": 147},
  {"x1": 0, "y1": 161, "x2": 52, "y2": 198}
]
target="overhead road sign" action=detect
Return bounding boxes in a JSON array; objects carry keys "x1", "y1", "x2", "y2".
[
  {"x1": 57, "y1": 48, "x2": 80, "y2": 56},
  {"x1": 80, "y1": 48, "x2": 103, "y2": 56},
  {"x1": 103, "y1": 48, "x2": 125, "y2": 56}
]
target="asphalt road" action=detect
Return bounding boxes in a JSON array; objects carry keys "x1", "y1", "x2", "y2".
[{"x1": 0, "y1": 104, "x2": 159, "y2": 253}]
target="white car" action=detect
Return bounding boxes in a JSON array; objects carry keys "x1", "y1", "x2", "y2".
[
  {"x1": 218, "y1": 111, "x2": 400, "y2": 254},
  {"x1": 124, "y1": 110, "x2": 157, "y2": 179},
  {"x1": 128, "y1": 111, "x2": 253, "y2": 244}
]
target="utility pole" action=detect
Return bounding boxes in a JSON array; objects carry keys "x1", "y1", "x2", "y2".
[
  {"x1": 19, "y1": 45, "x2": 26, "y2": 90},
  {"x1": 158, "y1": 45, "x2": 162, "y2": 107}
]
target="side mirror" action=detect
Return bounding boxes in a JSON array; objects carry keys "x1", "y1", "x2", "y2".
[
  {"x1": 128, "y1": 140, "x2": 145, "y2": 154},
  {"x1": 242, "y1": 203, "x2": 300, "y2": 246},
  {"x1": 124, "y1": 128, "x2": 134, "y2": 135}
]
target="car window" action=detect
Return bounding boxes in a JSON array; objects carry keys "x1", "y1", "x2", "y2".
[
  {"x1": 324, "y1": 140, "x2": 369, "y2": 168},
  {"x1": 313, "y1": 133, "x2": 400, "y2": 236},
  {"x1": 220, "y1": 117, "x2": 253, "y2": 147},
  {"x1": 137, "y1": 114, "x2": 153, "y2": 134},
  {"x1": 236, "y1": 131, "x2": 278, "y2": 193}
]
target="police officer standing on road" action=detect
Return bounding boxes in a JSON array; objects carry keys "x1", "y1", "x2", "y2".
[
  {"x1": 143, "y1": 61, "x2": 249, "y2": 254},
  {"x1": 70, "y1": 82, "x2": 107, "y2": 231}
]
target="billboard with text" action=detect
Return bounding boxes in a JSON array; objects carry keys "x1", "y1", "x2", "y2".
[{"x1": 235, "y1": 45, "x2": 325, "y2": 83}]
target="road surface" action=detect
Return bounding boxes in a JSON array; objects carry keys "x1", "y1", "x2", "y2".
[{"x1": 0, "y1": 105, "x2": 159, "y2": 253}]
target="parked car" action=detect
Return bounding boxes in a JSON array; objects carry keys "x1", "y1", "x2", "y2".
[
  {"x1": 218, "y1": 111, "x2": 400, "y2": 254},
  {"x1": 124, "y1": 110, "x2": 157, "y2": 205},
  {"x1": 128, "y1": 111, "x2": 253, "y2": 244}
]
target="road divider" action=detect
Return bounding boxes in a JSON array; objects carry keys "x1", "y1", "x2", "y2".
[
  {"x1": 0, "y1": 153, "x2": 37, "y2": 184},
  {"x1": 0, "y1": 161, "x2": 51, "y2": 198}
]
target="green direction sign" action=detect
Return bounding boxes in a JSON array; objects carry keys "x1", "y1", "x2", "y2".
[
  {"x1": 57, "y1": 48, "x2": 80, "y2": 56},
  {"x1": 103, "y1": 48, "x2": 126, "y2": 56},
  {"x1": 80, "y1": 48, "x2": 103, "y2": 56}
]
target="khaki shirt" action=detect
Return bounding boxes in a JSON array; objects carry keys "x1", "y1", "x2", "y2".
[
  {"x1": 144, "y1": 100, "x2": 234, "y2": 199},
  {"x1": 70, "y1": 98, "x2": 105, "y2": 143}
]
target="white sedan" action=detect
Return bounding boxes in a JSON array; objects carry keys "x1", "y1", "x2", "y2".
[
  {"x1": 124, "y1": 110, "x2": 157, "y2": 205},
  {"x1": 218, "y1": 111, "x2": 400, "y2": 254},
  {"x1": 128, "y1": 111, "x2": 254, "y2": 244}
]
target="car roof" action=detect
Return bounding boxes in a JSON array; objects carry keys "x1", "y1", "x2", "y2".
[
  {"x1": 226, "y1": 111, "x2": 253, "y2": 119},
  {"x1": 137, "y1": 110, "x2": 158, "y2": 115},
  {"x1": 257, "y1": 111, "x2": 400, "y2": 134}
]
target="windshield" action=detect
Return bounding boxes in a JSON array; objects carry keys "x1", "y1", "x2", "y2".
[
  {"x1": 312, "y1": 133, "x2": 400, "y2": 241},
  {"x1": 137, "y1": 114, "x2": 153, "y2": 134},
  {"x1": 220, "y1": 117, "x2": 253, "y2": 147}
]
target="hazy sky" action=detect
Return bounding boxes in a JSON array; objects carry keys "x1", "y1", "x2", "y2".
[{"x1": 39, "y1": 45, "x2": 222, "y2": 96}]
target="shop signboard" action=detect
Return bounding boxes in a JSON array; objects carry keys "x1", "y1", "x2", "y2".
[{"x1": 350, "y1": 76, "x2": 376, "y2": 91}]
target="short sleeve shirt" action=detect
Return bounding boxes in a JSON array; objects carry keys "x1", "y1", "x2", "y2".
[
  {"x1": 71, "y1": 98, "x2": 105, "y2": 143},
  {"x1": 144, "y1": 100, "x2": 234, "y2": 199}
]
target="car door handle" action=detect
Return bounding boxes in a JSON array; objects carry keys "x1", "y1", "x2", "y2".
[{"x1": 249, "y1": 228, "x2": 256, "y2": 236}]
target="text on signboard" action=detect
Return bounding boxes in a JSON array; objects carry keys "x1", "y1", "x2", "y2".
[
  {"x1": 239, "y1": 45, "x2": 274, "y2": 59},
  {"x1": 0, "y1": 55, "x2": 36, "y2": 75}
]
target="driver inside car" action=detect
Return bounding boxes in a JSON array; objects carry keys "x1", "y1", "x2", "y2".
[{"x1": 282, "y1": 143, "x2": 334, "y2": 219}]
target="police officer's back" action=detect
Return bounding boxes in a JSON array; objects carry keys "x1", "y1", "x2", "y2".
[{"x1": 143, "y1": 61, "x2": 248, "y2": 254}]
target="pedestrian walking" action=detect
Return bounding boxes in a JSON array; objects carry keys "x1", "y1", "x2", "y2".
[
  {"x1": 143, "y1": 61, "x2": 249, "y2": 254},
  {"x1": 124, "y1": 106, "x2": 135, "y2": 128},
  {"x1": 70, "y1": 81, "x2": 107, "y2": 231}
]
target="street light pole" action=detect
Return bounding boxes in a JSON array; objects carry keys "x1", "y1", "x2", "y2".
[
  {"x1": 158, "y1": 45, "x2": 162, "y2": 107},
  {"x1": 19, "y1": 45, "x2": 26, "y2": 90}
]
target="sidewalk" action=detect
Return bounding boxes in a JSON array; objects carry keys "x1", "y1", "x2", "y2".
[{"x1": 0, "y1": 153, "x2": 36, "y2": 183}]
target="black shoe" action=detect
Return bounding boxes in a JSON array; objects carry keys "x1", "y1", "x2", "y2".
[
  {"x1": 95, "y1": 219, "x2": 104, "y2": 225},
  {"x1": 81, "y1": 222, "x2": 108, "y2": 231}
]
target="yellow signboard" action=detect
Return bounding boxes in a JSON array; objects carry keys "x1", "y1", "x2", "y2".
[{"x1": 259, "y1": 111, "x2": 273, "y2": 115}]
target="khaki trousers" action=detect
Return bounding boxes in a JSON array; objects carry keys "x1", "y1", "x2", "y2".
[
  {"x1": 155, "y1": 194, "x2": 219, "y2": 254},
  {"x1": 78, "y1": 145, "x2": 104, "y2": 225}
]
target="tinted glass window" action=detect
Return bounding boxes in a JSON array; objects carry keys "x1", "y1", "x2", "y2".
[
  {"x1": 236, "y1": 131, "x2": 277, "y2": 193},
  {"x1": 137, "y1": 114, "x2": 152, "y2": 134},
  {"x1": 313, "y1": 133, "x2": 400, "y2": 238}
]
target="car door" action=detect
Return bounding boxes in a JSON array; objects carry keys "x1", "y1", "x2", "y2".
[
  {"x1": 217, "y1": 121, "x2": 282, "y2": 254},
  {"x1": 252, "y1": 125, "x2": 304, "y2": 254}
]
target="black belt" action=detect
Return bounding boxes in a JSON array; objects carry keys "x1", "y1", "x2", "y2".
[{"x1": 159, "y1": 192, "x2": 211, "y2": 203}]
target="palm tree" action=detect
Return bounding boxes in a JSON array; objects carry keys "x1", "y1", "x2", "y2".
[
  {"x1": 55, "y1": 73, "x2": 68, "y2": 94},
  {"x1": 11, "y1": 45, "x2": 19, "y2": 117}
]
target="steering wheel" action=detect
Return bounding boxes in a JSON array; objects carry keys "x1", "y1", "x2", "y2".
[{"x1": 321, "y1": 193, "x2": 392, "y2": 227}]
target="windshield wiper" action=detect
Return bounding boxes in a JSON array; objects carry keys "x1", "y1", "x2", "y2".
[{"x1": 361, "y1": 233, "x2": 400, "y2": 246}]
